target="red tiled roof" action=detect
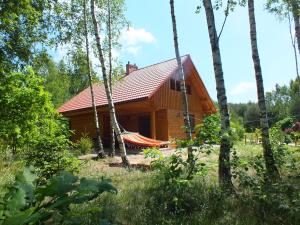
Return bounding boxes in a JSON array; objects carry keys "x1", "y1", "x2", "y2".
[{"x1": 58, "y1": 55, "x2": 189, "y2": 113}]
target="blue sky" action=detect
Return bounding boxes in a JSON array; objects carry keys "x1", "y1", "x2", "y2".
[
  {"x1": 115, "y1": 0, "x2": 297, "y2": 103},
  {"x1": 52, "y1": 0, "x2": 296, "y2": 103}
]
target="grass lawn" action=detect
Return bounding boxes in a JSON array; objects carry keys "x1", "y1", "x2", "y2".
[
  {"x1": 1, "y1": 143, "x2": 299, "y2": 225},
  {"x1": 72, "y1": 142, "x2": 300, "y2": 225}
]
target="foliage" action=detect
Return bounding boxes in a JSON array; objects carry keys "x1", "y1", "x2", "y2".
[
  {"x1": 266, "y1": 78, "x2": 300, "y2": 122},
  {"x1": 0, "y1": 0, "x2": 57, "y2": 69},
  {"x1": 96, "y1": 143, "x2": 300, "y2": 225},
  {"x1": 229, "y1": 77, "x2": 300, "y2": 130},
  {"x1": 74, "y1": 133, "x2": 94, "y2": 156},
  {"x1": 231, "y1": 117, "x2": 246, "y2": 141},
  {"x1": 32, "y1": 49, "x2": 100, "y2": 107},
  {"x1": 143, "y1": 144, "x2": 212, "y2": 217},
  {"x1": 289, "y1": 93, "x2": 300, "y2": 120},
  {"x1": 143, "y1": 147, "x2": 164, "y2": 160},
  {"x1": 0, "y1": 167, "x2": 116, "y2": 225},
  {"x1": 194, "y1": 113, "x2": 244, "y2": 145},
  {"x1": 32, "y1": 51, "x2": 71, "y2": 107},
  {"x1": 229, "y1": 102, "x2": 261, "y2": 132},
  {"x1": 231, "y1": 147, "x2": 300, "y2": 225},
  {"x1": 270, "y1": 120, "x2": 292, "y2": 145},
  {"x1": 0, "y1": 68, "x2": 53, "y2": 151},
  {"x1": 0, "y1": 148, "x2": 24, "y2": 198},
  {"x1": 68, "y1": 47, "x2": 93, "y2": 96},
  {"x1": 243, "y1": 103, "x2": 261, "y2": 132},
  {"x1": 265, "y1": 84, "x2": 291, "y2": 124},
  {"x1": 277, "y1": 116, "x2": 294, "y2": 130},
  {"x1": 266, "y1": 0, "x2": 300, "y2": 19},
  {"x1": 195, "y1": 113, "x2": 221, "y2": 144},
  {"x1": 0, "y1": 69, "x2": 79, "y2": 179}
]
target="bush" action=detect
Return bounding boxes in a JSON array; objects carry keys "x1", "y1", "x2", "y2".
[
  {"x1": 231, "y1": 120, "x2": 245, "y2": 141},
  {"x1": 142, "y1": 147, "x2": 211, "y2": 217},
  {"x1": 0, "y1": 69, "x2": 79, "y2": 180},
  {"x1": 74, "y1": 133, "x2": 94, "y2": 156},
  {"x1": 195, "y1": 113, "x2": 221, "y2": 145}
]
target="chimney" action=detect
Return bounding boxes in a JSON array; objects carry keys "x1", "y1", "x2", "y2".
[{"x1": 126, "y1": 62, "x2": 138, "y2": 75}]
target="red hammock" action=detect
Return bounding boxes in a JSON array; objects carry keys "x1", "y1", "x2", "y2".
[{"x1": 121, "y1": 132, "x2": 168, "y2": 149}]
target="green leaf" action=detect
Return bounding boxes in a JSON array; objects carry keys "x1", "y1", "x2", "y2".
[
  {"x1": 6, "y1": 188, "x2": 26, "y2": 213},
  {"x1": 36, "y1": 171, "x2": 78, "y2": 200},
  {"x1": 3, "y1": 208, "x2": 35, "y2": 225},
  {"x1": 15, "y1": 167, "x2": 37, "y2": 203},
  {"x1": 77, "y1": 178, "x2": 99, "y2": 193}
]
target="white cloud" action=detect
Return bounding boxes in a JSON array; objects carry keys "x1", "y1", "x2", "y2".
[
  {"x1": 119, "y1": 27, "x2": 156, "y2": 55},
  {"x1": 120, "y1": 27, "x2": 156, "y2": 46},
  {"x1": 230, "y1": 82, "x2": 256, "y2": 96},
  {"x1": 125, "y1": 46, "x2": 141, "y2": 55}
]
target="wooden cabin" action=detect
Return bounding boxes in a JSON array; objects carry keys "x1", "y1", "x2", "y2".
[{"x1": 58, "y1": 55, "x2": 216, "y2": 146}]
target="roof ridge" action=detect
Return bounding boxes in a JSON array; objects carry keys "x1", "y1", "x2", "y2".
[{"x1": 128, "y1": 54, "x2": 190, "y2": 74}]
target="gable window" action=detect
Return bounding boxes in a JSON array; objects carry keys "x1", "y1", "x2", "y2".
[
  {"x1": 176, "y1": 80, "x2": 181, "y2": 91},
  {"x1": 170, "y1": 78, "x2": 191, "y2": 95},
  {"x1": 170, "y1": 78, "x2": 176, "y2": 90}
]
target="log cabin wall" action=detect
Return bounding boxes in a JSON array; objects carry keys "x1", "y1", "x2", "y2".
[
  {"x1": 69, "y1": 112, "x2": 104, "y2": 141},
  {"x1": 155, "y1": 109, "x2": 168, "y2": 141},
  {"x1": 151, "y1": 63, "x2": 206, "y2": 140},
  {"x1": 167, "y1": 109, "x2": 202, "y2": 140},
  {"x1": 151, "y1": 62, "x2": 205, "y2": 114}
]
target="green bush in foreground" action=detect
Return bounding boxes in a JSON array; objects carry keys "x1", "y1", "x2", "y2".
[
  {"x1": 0, "y1": 69, "x2": 80, "y2": 180},
  {"x1": 0, "y1": 167, "x2": 116, "y2": 225}
]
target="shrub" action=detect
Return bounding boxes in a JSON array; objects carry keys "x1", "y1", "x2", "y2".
[
  {"x1": 0, "y1": 69, "x2": 79, "y2": 180},
  {"x1": 74, "y1": 133, "x2": 94, "y2": 156},
  {"x1": 231, "y1": 120, "x2": 245, "y2": 141},
  {"x1": 231, "y1": 145, "x2": 300, "y2": 225},
  {"x1": 195, "y1": 113, "x2": 221, "y2": 145},
  {"x1": 143, "y1": 145, "x2": 212, "y2": 218}
]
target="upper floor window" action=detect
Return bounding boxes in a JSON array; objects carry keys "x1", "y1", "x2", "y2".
[{"x1": 170, "y1": 78, "x2": 191, "y2": 95}]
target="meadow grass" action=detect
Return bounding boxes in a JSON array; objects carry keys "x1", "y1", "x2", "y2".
[
  {"x1": 73, "y1": 143, "x2": 300, "y2": 225},
  {"x1": 1, "y1": 143, "x2": 299, "y2": 224}
]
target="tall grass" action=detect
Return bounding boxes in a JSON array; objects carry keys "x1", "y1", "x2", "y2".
[
  {"x1": 76, "y1": 143, "x2": 300, "y2": 225},
  {"x1": 0, "y1": 147, "x2": 24, "y2": 197}
]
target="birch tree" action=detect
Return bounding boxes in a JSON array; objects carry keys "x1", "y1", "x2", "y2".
[
  {"x1": 83, "y1": 0, "x2": 105, "y2": 157},
  {"x1": 248, "y1": 0, "x2": 280, "y2": 179},
  {"x1": 202, "y1": 0, "x2": 234, "y2": 191},
  {"x1": 91, "y1": 0, "x2": 130, "y2": 166},
  {"x1": 107, "y1": 0, "x2": 116, "y2": 157},
  {"x1": 169, "y1": 0, "x2": 193, "y2": 160}
]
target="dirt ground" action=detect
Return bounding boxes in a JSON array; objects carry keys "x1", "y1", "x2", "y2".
[{"x1": 78, "y1": 147, "x2": 175, "y2": 165}]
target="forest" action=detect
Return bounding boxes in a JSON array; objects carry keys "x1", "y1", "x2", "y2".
[{"x1": 0, "y1": 0, "x2": 300, "y2": 225}]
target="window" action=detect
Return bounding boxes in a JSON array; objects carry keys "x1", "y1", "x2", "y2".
[
  {"x1": 170, "y1": 79, "x2": 191, "y2": 94},
  {"x1": 176, "y1": 80, "x2": 181, "y2": 91},
  {"x1": 170, "y1": 78, "x2": 176, "y2": 90}
]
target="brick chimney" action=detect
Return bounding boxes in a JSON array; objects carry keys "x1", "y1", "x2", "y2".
[{"x1": 126, "y1": 62, "x2": 138, "y2": 75}]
